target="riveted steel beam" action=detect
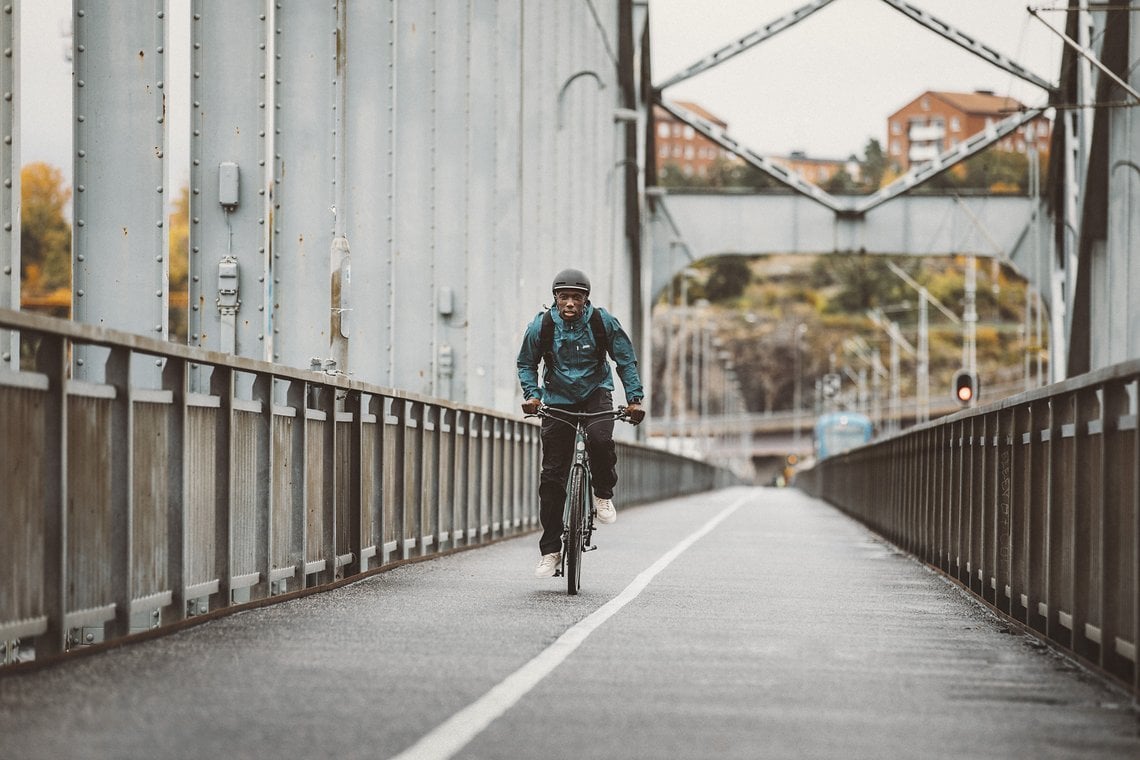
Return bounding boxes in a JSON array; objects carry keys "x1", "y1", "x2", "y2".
[
  {"x1": 877, "y1": 0, "x2": 1056, "y2": 93},
  {"x1": 188, "y1": 1, "x2": 272, "y2": 378},
  {"x1": 655, "y1": 0, "x2": 837, "y2": 92},
  {"x1": 72, "y1": 1, "x2": 168, "y2": 385},
  {"x1": 340, "y1": 1, "x2": 392, "y2": 390},
  {"x1": 271, "y1": 0, "x2": 337, "y2": 374}
]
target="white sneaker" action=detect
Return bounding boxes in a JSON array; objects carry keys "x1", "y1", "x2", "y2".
[
  {"x1": 534, "y1": 552, "x2": 561, "y2": 578},
  {"x1": 593, "y1": 496, "x2": 617, "y2": 524}
]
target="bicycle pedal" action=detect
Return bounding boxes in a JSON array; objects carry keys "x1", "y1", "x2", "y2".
[{"x1": 583, "y1": 544, "x2": 598, "y2": 552}]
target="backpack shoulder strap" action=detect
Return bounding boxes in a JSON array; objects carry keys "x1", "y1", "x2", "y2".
[
  {"x1": 589, "y1": 308, "x2": 610, "y2": 359},
  {"x1": 538, "y1": 309, "x2": 556, "y2": 360}
]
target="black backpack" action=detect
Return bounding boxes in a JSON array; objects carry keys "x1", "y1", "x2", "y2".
[{"x1": 539, "y1": 308, "x2": 610, "y2": 366}]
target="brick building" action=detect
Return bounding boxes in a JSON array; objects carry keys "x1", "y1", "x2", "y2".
[
  {"x1": 653, "y1": 101, "x2": 737, "y2": 178},
  {"x1": 768, "y1": 151, "x2": 862, "y2": 186},
  {"x1": 887, "y1": 90, "x2": 1052, "y2": 171}
]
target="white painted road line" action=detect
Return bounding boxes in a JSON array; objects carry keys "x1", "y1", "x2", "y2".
[{"x1": 389, "y1": 492, "x2": 750, "y2": 760}]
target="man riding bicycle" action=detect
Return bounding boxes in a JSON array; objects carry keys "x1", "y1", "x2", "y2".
[{"x1": 517, "y1": 268, "x2": 645, "y2": 579}]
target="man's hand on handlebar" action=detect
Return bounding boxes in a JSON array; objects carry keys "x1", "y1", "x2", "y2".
[
  {"x1": 622, "y1": 402, "x2": 645, "y2": 425},
  {"x1": 522, "y1": 398, "x2": 542, "y2": 415}
]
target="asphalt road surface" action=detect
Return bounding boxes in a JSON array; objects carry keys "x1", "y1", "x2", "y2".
[{"x1": 2, "y1": 487, "x2": 1138, "y2": 759}]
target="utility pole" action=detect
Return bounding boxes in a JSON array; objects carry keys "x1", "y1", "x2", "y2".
[
  {"x1": 963, "y1": 255, "x2": 978, "y2": 385},
  {"x1": 868, "y1": 309, "x2": 916, "y2": 434},
  {"x1": 886, "y1": 261, "x2": 960, "y2": 423}
]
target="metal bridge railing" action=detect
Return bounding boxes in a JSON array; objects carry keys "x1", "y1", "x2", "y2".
[
  {"x1": 0, "y1": 308, "x2": 732, "y2": 665},
  {"x1": 797, "y1": 359, "x2": 1140, "y2": 698}
]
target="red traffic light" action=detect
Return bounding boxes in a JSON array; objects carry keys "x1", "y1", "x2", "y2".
[{"x1": 952, "y1": 369, "x2": 978, "y2": 407}]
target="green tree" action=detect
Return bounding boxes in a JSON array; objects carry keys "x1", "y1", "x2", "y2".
[
  {"x1": 861, "y1": 138, "x2": 887, "y2": 191},
  {"x1": 810, "y1": 254, "x2": 919, "y2": 314},
  {"x1": 20, "y1": 162, "x2": 72, "y2": 296},
  {"x1": 824, "y1": 169, "x2": 858, "y2": 194},
  {"x1": 704, "y1": 256, "x2": 752, "y2": 302},
  {"x1": 963, "y1": 149, "x2": 1028, "y2": 193}
]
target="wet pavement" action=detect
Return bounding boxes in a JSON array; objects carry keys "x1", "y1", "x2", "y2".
[{"x1": 2, "y1": 487, "x2": 1138, "y2": 759}]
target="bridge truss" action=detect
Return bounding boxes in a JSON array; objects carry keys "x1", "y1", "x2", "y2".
[{"x1": 647, "y1": 0, "x2": 1140, "y2": 382}]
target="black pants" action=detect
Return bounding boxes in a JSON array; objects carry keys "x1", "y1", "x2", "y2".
[{"x1": 538, "y1": 388, "x2": 618, "y2": 555}]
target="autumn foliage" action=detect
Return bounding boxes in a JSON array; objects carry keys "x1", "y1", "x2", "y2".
[{"x1": 20, "y1": 162, "x2": 72, "y2": 315}]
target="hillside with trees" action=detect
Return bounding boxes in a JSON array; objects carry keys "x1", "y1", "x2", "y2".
[{"x1": 651, "y1": 252, "x2": 1047, "y2": 419}]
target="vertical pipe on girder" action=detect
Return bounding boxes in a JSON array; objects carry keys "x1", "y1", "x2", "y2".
[
  {"x1": 329, "y1": 0, "x2": 350, "y2": 378},
  {"x1": 0, "y1": 1, "x2": 17, "y2": 371}
]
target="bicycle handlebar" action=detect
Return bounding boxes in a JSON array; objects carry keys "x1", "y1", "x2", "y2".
[{"x1": 524, "y1": 404, "x2": 643, "y2": 426}]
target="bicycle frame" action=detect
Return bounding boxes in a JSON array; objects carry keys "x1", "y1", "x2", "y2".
[{"x1": 530, "y1": 406, "x2": 630, "y2": 594}]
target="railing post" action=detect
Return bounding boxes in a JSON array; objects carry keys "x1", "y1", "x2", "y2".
[
  {"x1": 36, "y1": 334, "x2": 68, "y2": 657},
  {"x1": 316, "y1": 382, "x2": 337, "y2": 583},
  {"x1": 995, "y1": 407, "x2": 1014, "y2": 616},
  {"x1": 105, "y1": 346, "x2": 132, "y2": 639},
  {"x1": 359, "y1": 392, "x2": 383, "y2": 571},
  {"x1": 438, "y1": 407, "x2": 456, "y2": 550},
  {"x1": 1012, "y1": 402, "x2": 1033, "y2": 626},
  {"x1": 346, "y1": 388, "x2": 365, "y2": 577},
  {"x1": 250, "y1": 372, "x2": 273, "y2": 601},
  {"x1": 162, "y1": 356, "x2": 187, "y2": 624},
  {"x1": 1073, "y1": 386, "x2": 1102, "y2": 663},
  {"x1": 209, "y1": 366, "x2": 234, "y2": 611},
  {"x1": 382, "y1": 397, "x2": 405, "y2": 564},
  {"x1": 286, "y1": 379, "x2": 307, "y2": 589},
  {"x1": 454, "y1": 410, "x2": 471, "y2": 546}
]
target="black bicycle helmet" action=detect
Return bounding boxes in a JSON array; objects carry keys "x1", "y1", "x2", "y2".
[{"x1": 551, "y1": 268, "x2": 591, "y2": 295}]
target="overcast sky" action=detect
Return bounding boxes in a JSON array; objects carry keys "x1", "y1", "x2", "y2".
[
  {"x1": 20, "y1": 0, "x2": 1065, "y2": 194},
  {"x1": 649, "y1": 0, "x2": 1065, "y2": 159}
]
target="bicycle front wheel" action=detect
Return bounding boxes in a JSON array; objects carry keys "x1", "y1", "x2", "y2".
[{"x1": 565, "y1": 466, "x2": 586, "y2": 595}]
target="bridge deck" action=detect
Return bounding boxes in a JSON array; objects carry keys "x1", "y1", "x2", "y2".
[{"x1": 1, "y1": 487, "x2": 1137, "y2": 759}]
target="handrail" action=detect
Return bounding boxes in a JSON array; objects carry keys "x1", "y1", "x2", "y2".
[
  {"x1": 797, "y1": 359, "x2": 1140, "y2": 698},
  {"x1": 0, "y1": 308, "x2": 735, "y2": 666}
]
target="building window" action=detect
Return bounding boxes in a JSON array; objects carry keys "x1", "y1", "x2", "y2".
[
  {"x1": 683, "y1": 126, "x2": 695, "y2": 140},
  {"x1": 684, "y1": 145, "x2": 694, "y2": 159},
  {"x1": 891, "y1": 121, "x2": 901, "y2": 135},
  {"x1": 891, "y1": 140, "x2": 900, "y2": 155},
  {"x1": 658, "y1": 146, "x2": 669, "y2": 158},
  {"x1": 672, "y1": 124, "x2": 682, "y2": 137},
  {"x1": 921, "y1": 96, "x2": 929, "y2": 110},
  {"x1": 950, "y1": 116, "x2": 960, "y2": 132},
  {"x1": 657, "y1": 123, "x2": 670, "y2": 138}
]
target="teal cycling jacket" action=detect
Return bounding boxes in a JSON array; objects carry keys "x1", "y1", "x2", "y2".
[{"x1": 517, "y1": 303, "x2": 644, "y2": 406}]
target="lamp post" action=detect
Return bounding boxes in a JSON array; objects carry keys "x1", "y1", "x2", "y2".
[
  {"x1": 793, "y1": 323, "x2": 807, "y2": 451},
  {"x1": 677, "y1": 270, "x2": 699, "y2": 454}
]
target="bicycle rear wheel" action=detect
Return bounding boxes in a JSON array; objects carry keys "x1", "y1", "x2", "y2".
[{"x1": 565, "y1": 466, "x2": 586, "y2": 595}]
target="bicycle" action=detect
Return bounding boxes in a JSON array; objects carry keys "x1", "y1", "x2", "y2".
[{"x1": 527, "y1": 405, "x2": 640, "y2": 595}]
